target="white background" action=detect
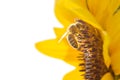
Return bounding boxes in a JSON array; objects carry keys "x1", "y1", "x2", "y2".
[{"x1": 0, "y1": 0, "x2": 74, "y2": 80}]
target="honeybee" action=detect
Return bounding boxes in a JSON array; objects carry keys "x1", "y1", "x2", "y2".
[{"x1": 59, "y1": 19, "x2": 108, "y2": 80}]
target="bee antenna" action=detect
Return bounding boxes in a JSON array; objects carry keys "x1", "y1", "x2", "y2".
[{"x1": 58, "y1": 31, "x2": 68, "y2": 43}]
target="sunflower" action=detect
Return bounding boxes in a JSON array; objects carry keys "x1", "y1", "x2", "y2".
[{"x1": 35, "y1": 0, "x2": 120, "y2": 80}]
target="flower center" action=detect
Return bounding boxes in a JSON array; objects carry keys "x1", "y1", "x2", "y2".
[{"x1": 67, "y1": 20, "x2": 108, "y2": 80}]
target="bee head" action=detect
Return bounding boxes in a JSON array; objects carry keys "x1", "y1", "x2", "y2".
[
  {"x1": 68, "y1": 21, "x2": 84, "y2": 36},
  {"x1": 58, "y1": 20, "x2": 86, "y2": 43}
]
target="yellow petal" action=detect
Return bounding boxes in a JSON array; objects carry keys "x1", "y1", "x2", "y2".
[
  {"x1": 81, "y1": 0, "x2": 120, "y2": 29},
  {"x1": 54, "y1": 0, "x2": 120, "y2": 30},
  {"x1": 105, "y1": 0, "x2": 120, "y2": 20},
  {"x1": 86, "y1": 0, "x2": 110, "y2": 26},
  {"x1": 86, "y1": 0, "x2": 110, "y2": 16},
  {"x1": 105, "y1": 9, "x2": 120, "y2": 75},
  {"x1": 63, "y1": 48, "x2": 83, "y2": 66},
  {"x1": 102, "y1": 31, "x2": 111, "y2": 68},
  {"x1": 35, "y1": 39, "x2": 69, "y2": 59},
  {"x1": 63, "y1": 68, "x2": 84, "y2": 80},
  {"x1": 53, "y1": 27, "x2": 66, "y2": 39},
  {"x1": 35, "y1": 38, "x2": 83, "y2": 66},
  {"x1": 55, "y1": 0, "x2": 115, "y2": 28},
  {"x1": 54, "y1": 0, "x2": 102, "y2": 30},
  {"x1": 101, "y1": 72, "x2": 114, "y2": 80}
]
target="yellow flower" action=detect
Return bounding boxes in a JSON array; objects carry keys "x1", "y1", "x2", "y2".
[{"x1": 35, "y1": 0, "x2": 120, "y2": 80}]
